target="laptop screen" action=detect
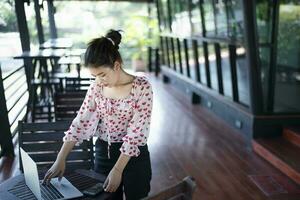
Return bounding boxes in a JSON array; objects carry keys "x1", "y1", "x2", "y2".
[{"x1": 20, "y1": 147, "x2": 42, "y2": 200}]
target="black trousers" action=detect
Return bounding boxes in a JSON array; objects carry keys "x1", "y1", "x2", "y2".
[{"x1": 94, "y1": 139, "x2": 152, "y2": 200}]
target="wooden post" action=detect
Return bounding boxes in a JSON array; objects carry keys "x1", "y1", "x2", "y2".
[
  {"x1": 47, "y1": 0, "x2": 58, "y2": 39},
  {"x1": 14, "y1": 0, "x2": 30, "y2": 51},
  {"x1": 33, "y1": 0, "x2": 45, "y2": 44},
  {"x1": 242, "y1": 0, "x2": 263, "y2": 114},
  {"x1": 0, "y1": 65, "x2": 14, "y2": 157},
  {"x1": 14, "y1": 0, "x2": 33, "y2": 122}
]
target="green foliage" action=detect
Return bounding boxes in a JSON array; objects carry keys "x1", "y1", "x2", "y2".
[
  {"x1": 0, "y1": 0, "x2": 17, "y2": 32},
  {"x1": 54, "y1": 2, "x2": 159, "y2": 63},
  {"x1": 124, "y1": 14, "x2": 159, "y2": 60},
  {"x1": 277, "y1": 5, "x2": 300, "y2": 68}
]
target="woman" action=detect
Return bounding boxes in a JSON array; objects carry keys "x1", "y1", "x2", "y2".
[{"x1": 43, "y1": 30, "x2": 153, "y2": 200}]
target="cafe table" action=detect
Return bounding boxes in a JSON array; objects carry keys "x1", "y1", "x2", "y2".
[{"x1": 13, "y1": 49, "x2": 66, "y2": 121}]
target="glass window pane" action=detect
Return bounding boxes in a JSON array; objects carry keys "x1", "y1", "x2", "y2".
[
  {"x1": 187, "y1": 39, "x2": 197, "y2": 81},
  {"x1": 236, "y1": 46, "x2": 249, "y2": 106},
  {"x1": 226, "y1": 0, "x2": 244, "y2": 39},
  {"x1": 181, "y1": 39, "x2": 189, "y2": 77},
  {"x1": 198, "y1": 42, "x2": 207, "y2": 85},
  {"x1": 203, "y1": 0, "x2": 216, "y2": 36},
  {"x1": 160, "y1": 37, "x2": 166, "y2": 65},
  {"x1": 168, "y1": 38, "x2": 175, "y2": 69},
  {"x1": 215, "y1": 0, "x2": 228, "y2": 37},
  {"x1": 161, "y1": 0, "x2": 170, "y2": 31},
  {"x1": 172, "y1": 0, "x2": 191, "y2": 36},
  {"x1": 170, "y1": 38, "x2": 178, "y2": 72},
  {"x1": 274, "y1": 2, "x2": 300, "y2": 112},
  {"x1": 220, "y1": 44, "x2": 232, "y2": 98},
  {"x1": 165, "y1": 37, "x2": 171, "y2": 68},
  {"x1": 191, "y1": 0, "x2": 202, "y2": 35},
  {"x1": 208, "y1": 43, "x2": 218, "y2": 90},
  {"x1": 256, "y1": 0, "x2": 272, "y2": 44},
  {"x1": 158, "y1": 0, "x2": 167, "y2": 31},
  {"x1": 175, "y1": 38, "x2": 182, "y2": 74}
]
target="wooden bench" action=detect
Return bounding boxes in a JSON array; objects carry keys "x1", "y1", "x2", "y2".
[
  {"x1": 18, "y1": 120, "x2": 94, "y2": 172},
  {"x1": 143, "y1": 176, "x2": 196, "y2": 200}
]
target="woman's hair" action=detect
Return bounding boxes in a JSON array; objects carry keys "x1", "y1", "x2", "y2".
[{"x1": 84, "y1": 29, "x2": 123, "y2": 68}]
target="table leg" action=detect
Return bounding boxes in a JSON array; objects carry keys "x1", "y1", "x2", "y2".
[
  {"x1": 77, "y1": 63, "x2": 81, "y2": 78},
  {"x1": 24, "y1": 59, "x2": 36, "y2": 122}
]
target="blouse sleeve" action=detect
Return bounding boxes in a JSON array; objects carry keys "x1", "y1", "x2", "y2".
[
  {"x1": 63, "y1": 83, "x2": 100, "y2": 145},
  {"x1": 120, "y1": 79, "x2": 153, "y2": 157}
]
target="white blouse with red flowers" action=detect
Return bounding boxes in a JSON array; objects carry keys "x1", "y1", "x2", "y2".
[{"x1": 63, "y1": 76, "x2": 153, "y2": 157}]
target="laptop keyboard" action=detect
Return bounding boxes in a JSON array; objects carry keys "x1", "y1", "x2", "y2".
[{"x1": 40, "y1": 183, "x2": 64, "y2": 200}]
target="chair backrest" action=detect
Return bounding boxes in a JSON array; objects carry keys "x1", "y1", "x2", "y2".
[
  {"x1": 54, "y1": 91, "x2": 85, "y2": 121},
  {"x1": 18, "y1": 120, "x2": 94, "y2": 173},
  {"x1": 64, "y1": 77, "x2": 90, "y2": 91},
  {"x1": 143, "y1": 176, "x2": 196, "y2": 200}
]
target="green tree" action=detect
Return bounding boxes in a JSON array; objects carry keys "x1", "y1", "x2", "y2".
[{"x1": 0, "y1": 0, "x2": 18, "y2": 32}]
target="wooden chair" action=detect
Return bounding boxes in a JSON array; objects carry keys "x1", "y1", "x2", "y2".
[
  {"x1": 143, "y1": 176, "x2": 196, "y2": 200},
  {"x1": 31, "y1": 78, "x2": 61, "y2": 122},
  {"x1": 18, "y1": 120, "x2": 94, "y2": 173},
  {"x1": 54, "y1": 91, "x2": 85, "y2": 121},
  {"x1": 53, "y1": 76, "x2": 89, "y2": 121},
  {"x1": 58, "y1": 56, "x2": 82, "y2": 78},
  {"x1": 64, "y1": 77, "x2": 90, "y2": 91}
]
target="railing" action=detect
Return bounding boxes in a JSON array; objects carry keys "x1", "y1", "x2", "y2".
[
  {"x1": 159, "y1": 35, "x2": 248, "y2": 107},
  {"x1": 0, "y1": 63, "x2": 28, "y2": 157}
]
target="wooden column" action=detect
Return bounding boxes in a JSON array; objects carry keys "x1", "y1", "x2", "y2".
[
  {"x1": 33, "y1": 0, "x2": 45, "y2": 44},
  {"x1": 15, "y1": 0, "x2": 30, "y2": 51},
  {"x1": 0, "y1": 66, "x2": 14, "y2": 157},
  {"x1": 14, "y1": 0, "x2": 33, "y2": 121},
  {"x1": 47, "y1": 0, "x2": 58, "y2": 39},
  {"x1": 242, "y1": 0, "x2": 263, "y2": 115},
  {"x1": 266, "y1": 1, "x2": 280, "y2": 112}
]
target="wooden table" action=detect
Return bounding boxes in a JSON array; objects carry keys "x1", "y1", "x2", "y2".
[
  {"x1": 14, "y1": 49, "x2": 66, "y2": 81},
  {"x1": 0, "y1": 169, "x2": 112, "y2": 200},
  {"x1": 14, "y1": 49, "x2": 66, "y2": 121}
]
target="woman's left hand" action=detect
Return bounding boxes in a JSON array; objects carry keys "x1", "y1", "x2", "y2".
[{"x1": 103, "y1": 167, "x2": 123, "y2": 193}]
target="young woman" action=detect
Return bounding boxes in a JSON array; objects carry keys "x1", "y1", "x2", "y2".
[{"x1": 43, "y1": 30, "x2": 153, "y2": 200}]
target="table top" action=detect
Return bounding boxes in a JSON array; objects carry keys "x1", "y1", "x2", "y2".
[
  {"x1": 66, "y1": 48, "x2": 86, "y2": 57},
  {"x1": 0, "y1": 169, "x2": 112, "y2": 200},
  {"x1": 40, "y1": 38, "x2": 73, "y2": 49},
  {"x1": 13, "y1": 49, "x2": 66, "y2": 59}
]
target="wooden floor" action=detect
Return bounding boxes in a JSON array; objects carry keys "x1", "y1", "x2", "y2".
[{"x1": 1, "y1": 74, "x2": 300, "y2": 200}]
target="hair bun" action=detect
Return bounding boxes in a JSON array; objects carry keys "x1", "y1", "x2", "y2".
[{"x1": 105, "y1": 29, "x2": 122, "y2": 49}]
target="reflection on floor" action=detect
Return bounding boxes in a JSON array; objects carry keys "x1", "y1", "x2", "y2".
[{"x1": 147, "y1": 74, "x2": 299, "y2": 200}]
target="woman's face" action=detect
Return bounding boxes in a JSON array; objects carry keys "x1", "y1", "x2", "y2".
[{"x1": 89, "y1": 62, "x2": 121, "y2": 87}]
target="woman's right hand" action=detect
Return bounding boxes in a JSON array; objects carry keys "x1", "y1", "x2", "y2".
[{"x1": 42, "y1": 158, "x2": 66, "y2": 185}]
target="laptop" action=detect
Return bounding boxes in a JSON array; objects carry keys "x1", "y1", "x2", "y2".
[{"x1": 20, "y1": 147, "x2": 83, "y2": 200}]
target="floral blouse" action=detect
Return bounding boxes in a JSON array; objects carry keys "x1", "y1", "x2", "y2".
[{"x1": 63, "y1": 76, "x2": 153, "y2": 158}]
